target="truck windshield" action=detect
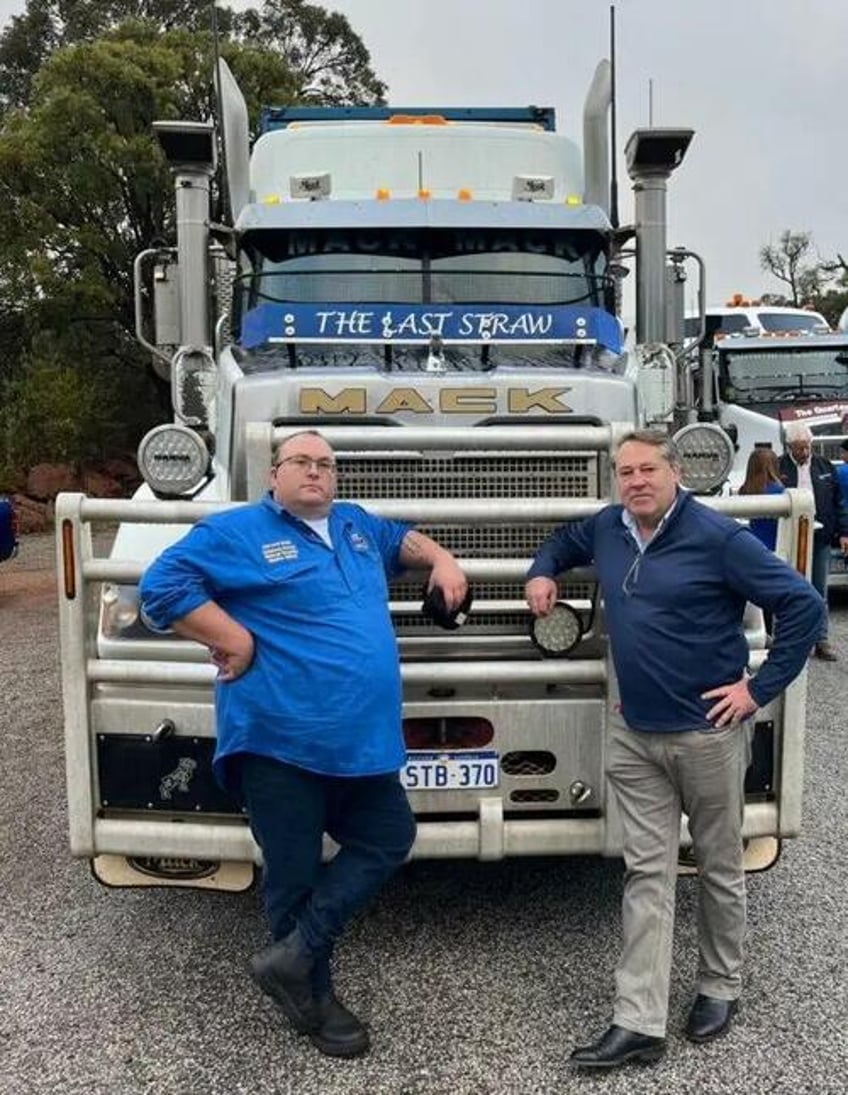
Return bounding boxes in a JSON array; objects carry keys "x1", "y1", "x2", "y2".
[
  {"x1": 243, "y1": 226, "x2": 610, "y2": 307},
  {"x1": 238, "y1": 226, "x2": 617, "y2": 372},
  {"x1": 718, "y1": 343, "x2": 848, "y2": 404}
]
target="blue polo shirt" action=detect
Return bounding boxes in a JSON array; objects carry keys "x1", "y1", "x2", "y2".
[{"x1": 139, "y1": 494, "x2": 411, "y2": 787}]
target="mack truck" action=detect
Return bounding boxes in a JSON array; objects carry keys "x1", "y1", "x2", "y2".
[
  {"x1": 56, "y1": 60, "x2": 814, "y2": 890},
  {"x1": 697, "y1": 323, "x2": 848, "y2": 587}
]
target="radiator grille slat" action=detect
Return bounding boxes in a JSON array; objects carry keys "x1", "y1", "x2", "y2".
[
  {"x1": 336, "y1": 454, "x2": 598, "y2": 500},
  {"x1": 335, "y1": 451, "x2": 601, "y2": 636}
]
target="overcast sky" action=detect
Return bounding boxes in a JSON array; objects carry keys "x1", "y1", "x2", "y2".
[{"x1": 1, "y1": 0, "x2": 844, "y2": 306}]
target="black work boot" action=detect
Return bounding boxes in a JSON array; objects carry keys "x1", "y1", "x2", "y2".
[
  {"x1": 250, "y1": 928, "x2": 319, "y2": 1033},
  {"x1": 309, "y1": 991, "x2": 370, "y2": 1058}
]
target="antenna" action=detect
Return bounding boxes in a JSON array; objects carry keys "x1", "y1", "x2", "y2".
[
  {"x1": 211, "y1": 3, "x2": 230, "y2": 224},
  {"x1": 609, "y1": 4, "x2": 619, "y2": 229},
  {"x1": 648, "y1": 78, "x2": 654, "y2": 126}
]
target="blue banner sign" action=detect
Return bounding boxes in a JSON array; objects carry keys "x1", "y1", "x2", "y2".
[{"x1": 241, "y1": 303, "x2": 623, "y2": 354}]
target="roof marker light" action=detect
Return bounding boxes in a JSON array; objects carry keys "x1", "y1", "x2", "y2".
[
  {"x1": 418, "y1": 188, "x2": 431, "y2": 200},
  {"x1": 565, "y1": 194, "x2": 582, "y2": 206},
  {"x1": 261, "y1": 194, "x2": 281, "y2": 204},
  {"x1": 375, "y1": 188, "x2": 391, "y2": 200},
  {"x1": 457, "y1": 188, "x2": 473, "y2": 201},
  {"x1": 388, "y1": 114, "x2": 447, "y2": 125}
]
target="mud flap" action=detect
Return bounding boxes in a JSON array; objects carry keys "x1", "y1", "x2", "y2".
[{"x1": 91, "y1": 854, "x2": 255, "y2": 891}]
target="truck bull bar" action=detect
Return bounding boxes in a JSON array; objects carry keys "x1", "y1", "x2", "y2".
[{"x1": 57, "y1": 451, "x2": 814, "y2": 865}]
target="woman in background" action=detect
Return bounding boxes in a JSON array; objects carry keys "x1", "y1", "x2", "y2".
[
  {"x1": 739, "y1": 446, "x2": 785, "y2": 636},
  {"x1": 739, "y1": 447, "x2": 785, "y2": 551}
]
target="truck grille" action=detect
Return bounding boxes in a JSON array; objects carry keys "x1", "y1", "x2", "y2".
[
  {"x1": 336, "y1": 453, "x2": 596, "y2": 499},
  {"x1": 337, "y1": 452, "x2": 600, "y2": 637}
]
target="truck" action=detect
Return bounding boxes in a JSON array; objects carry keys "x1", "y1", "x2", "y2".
[
  {"x1": 684, "y1": 296, "x2": 829, "y2": 348},
  {"x1": 56, "y1": 60, "x2": 814, "y2": 891},
  {"x1": 701, "y1": 323, "x2": 848, "y2": 584}
]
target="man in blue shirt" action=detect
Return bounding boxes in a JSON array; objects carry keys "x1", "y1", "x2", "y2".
[
  {"x1": 526, "y1": 429, "x2": 824, "y2": 1070},
  {"x1": 140, "y1": 429, "x2": 467, "y2": 1058}
]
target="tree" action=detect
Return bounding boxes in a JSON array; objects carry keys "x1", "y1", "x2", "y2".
[
  {"x1": 232, "y1": 0, "x2": 386, "y2": 104},
  {"x1": 0, "y1": 5, "x2": 387, "y2": 471},
  {"x1": 0, "y1": 2, "x2": 237, "y2": 113},
  {"x1": 0, "y1": 1, "x2": 385, "y2": 115},
  {"x1": 759, "y1": 230, "x2": 828, "y2": 306},
  {"x1": 0, "y1": 23, "x2": 297, "y2": 469}
]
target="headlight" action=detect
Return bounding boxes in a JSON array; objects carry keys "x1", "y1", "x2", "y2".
[
  {"x1": 529, "y1": 601, "x2": 584, "y2": 657},
  {"x1": 137, "y1": 424, "x2": 209, "y2": 496},
  {"x1": 672, "y1": 423, "x2": 734, "y2": 493}
]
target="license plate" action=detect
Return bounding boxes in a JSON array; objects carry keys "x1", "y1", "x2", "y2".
[{"x1": 401, "y1": 750, "x2": 499, "y2": 791}]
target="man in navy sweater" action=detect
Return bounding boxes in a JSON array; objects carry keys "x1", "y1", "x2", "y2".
[
  {"x1": 526, "y1": 429, "x2": 824, "y2": 1070},
  {"x1": 141, "y1": 430, "x2": 467, "y2": 1058}
]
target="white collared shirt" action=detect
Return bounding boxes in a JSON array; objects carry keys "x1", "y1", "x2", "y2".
[
  {"x1": 793, "y1": 456, "x2": 813, "y2": 493},
  {"x1": 621, "y1": 495, "x2": 679, "y2": 553}
]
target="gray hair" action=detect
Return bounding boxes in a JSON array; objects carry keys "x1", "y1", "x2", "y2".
[
  {"x1": 783, "y1": 420, "x2": 812, "y2": 444},
  {"x1": 614, "y1": 429, "x2": 681, "y2": 469}
]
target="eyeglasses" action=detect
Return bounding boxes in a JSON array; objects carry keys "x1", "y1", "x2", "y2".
[{"x1": 274, "y1": 455, "x2": 336, "y2": 474}]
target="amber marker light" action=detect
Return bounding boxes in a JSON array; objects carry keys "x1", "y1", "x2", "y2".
[
  {"x1": 375, "y1": 187, "x2": 391, "y2": 200},
  {"x1": 418, "y1": 188, "x2": 431, "y2": 200},
  {"x1": 795, "y1": 515, "x2": 811, "y2": 577},
  {"x1": 61, "y1": 518, "x2": 77, "y2": 599},
  {"x1": 387, "y1": 114, "x2": 447, "y2": 125},
  {"x1": 457, "y1": 188, "x2": 473, "y2": 200}
]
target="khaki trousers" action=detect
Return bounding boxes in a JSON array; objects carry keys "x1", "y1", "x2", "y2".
[{"x1": 606, "y1": 714, "x2": 752, "y2": 1037}]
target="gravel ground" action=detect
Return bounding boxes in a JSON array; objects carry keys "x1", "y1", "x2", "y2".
[{"x1": 1, "y1": 533, "x2": 846, "y2": 1095}]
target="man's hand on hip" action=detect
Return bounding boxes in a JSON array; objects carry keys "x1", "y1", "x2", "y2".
[
  {"x1": 701, "y1": 677, "x2": 758, "y2": 728},
  {"x1": 210, "y1": 629, "x2": 255, "y2": 682}
]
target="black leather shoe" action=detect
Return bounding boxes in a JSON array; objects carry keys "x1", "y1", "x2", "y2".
[
  {"x1": 685, "y1": 994, "x2": 738, "y2": 1043},
  {"x1": 309, "y1": 992, "x2": 370, "y2": 1058},
  {"x1": 250, "y1": 929, "x2": 319, "y2": 1033},
  {"x1": 570, "y1": 1025, "x2": 665, "y2": 1069}
]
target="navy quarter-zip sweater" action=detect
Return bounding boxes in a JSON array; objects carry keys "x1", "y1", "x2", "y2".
[{"x1": 527, "y1": 490, "x2": 825, "y2": 732}]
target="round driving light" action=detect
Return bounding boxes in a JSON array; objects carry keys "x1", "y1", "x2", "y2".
[
  {"x1": 672, "y1": 423, "x2": 734, "y2": 493},
  {"x1": 529, "y1": 601, "x2": 583, "y2": 657},
  {"x1": 137, "y1": 424, "x2": 209, "y2": 496}
]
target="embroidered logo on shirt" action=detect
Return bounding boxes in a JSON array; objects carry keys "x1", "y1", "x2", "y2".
[
  {"x1": 348, "y1": 531, "x2": 371, "y2": 553},
  {"x1": 262, "y1": 539, "x2": 299, "y2": 563}
]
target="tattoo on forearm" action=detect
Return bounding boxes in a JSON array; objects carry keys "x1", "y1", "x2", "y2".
[{"x1": 403, "y1": 531, "x2": 428, "y2": 562}]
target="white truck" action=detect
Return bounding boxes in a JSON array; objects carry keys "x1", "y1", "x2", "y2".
[
  {"x1": 701, "y1": 324, "x2": 848, "y2": 584},
  {"x1": 56, "y1": 61, "x2": 814, "y2": 890},
  {"x1": 685, "y1": 299, "x2": 829, "y2": 348}
]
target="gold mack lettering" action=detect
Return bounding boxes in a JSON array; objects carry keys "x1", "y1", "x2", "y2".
[{"x1": 298, "y1": 387, "x2": 573, "y2": 415}]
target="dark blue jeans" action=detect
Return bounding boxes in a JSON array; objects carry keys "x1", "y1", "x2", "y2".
[{"x1": 237, "y1": 753, "x2": 416, "y2": 992}]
